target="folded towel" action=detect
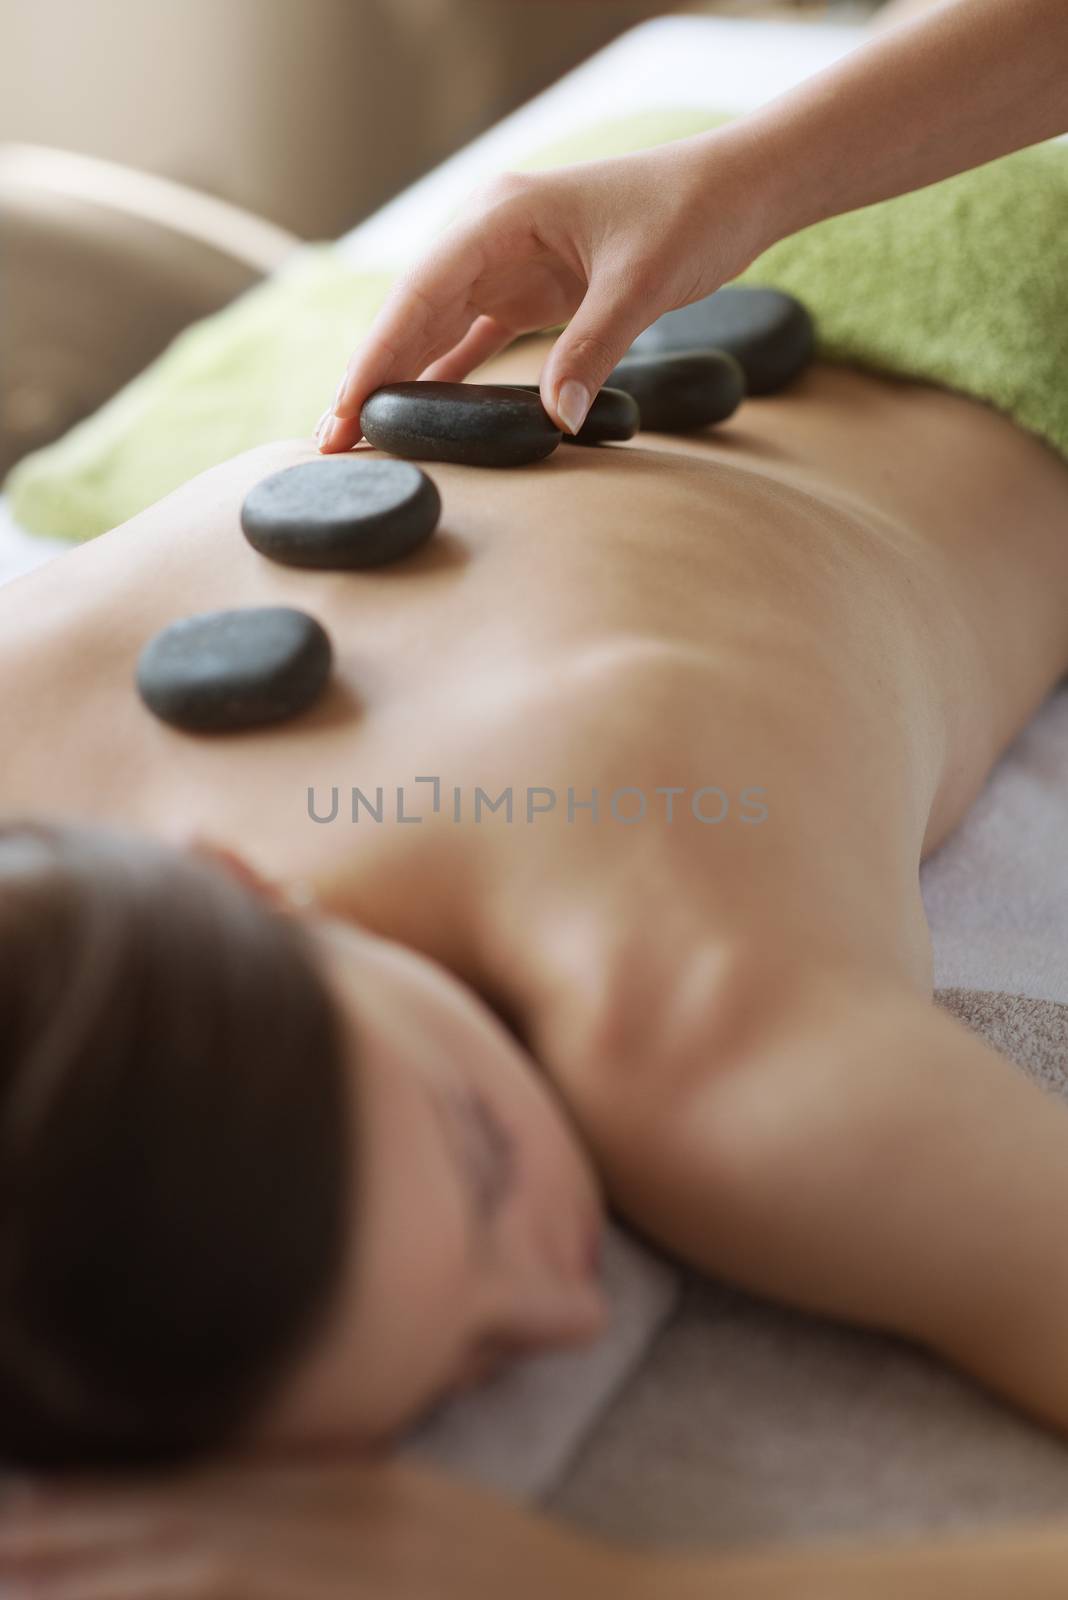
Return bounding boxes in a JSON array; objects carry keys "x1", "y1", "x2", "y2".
[
  {"x1": 9, "y1": 107, "x2": 1068, "y2": 541},
  {"x1": 923, "y1": 687, "x2": 1068, "y2": 1005},
  {"x1": 397, "y1": 1222, "x2": 680, "y2": 1499}
]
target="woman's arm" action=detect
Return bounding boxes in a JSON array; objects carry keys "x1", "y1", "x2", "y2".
[
  {"x1": 582, "y1": 973, "x2": 1068, "y2": 1441},
  {"x1": 5, "y1": 1453, "x2": 1068, "y2": 1599},
  {"x1": 320, "y1": 0, "x2": 1067, "y2": 450}
]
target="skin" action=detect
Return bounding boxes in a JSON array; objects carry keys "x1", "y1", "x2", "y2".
[
  {"x1": 10, "y1": 1456, "x2": 1068, "y2": 1600},
  {"x1": 3, "y1": 341, "x2": 1068, "y2": 1445},
  {"x1": 247, "y1": 912, "x2": 611, "y2": 1448},
  {"x1": 4, "y1": 319, "x2": 1068, "y2": 1600}
]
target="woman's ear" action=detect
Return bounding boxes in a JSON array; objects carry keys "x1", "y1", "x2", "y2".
[
  {"x1": 184, "y1": 834, "x2": 285, "y2": 905},
  {"x1": 182, "y1": 833, "x2": 320, "y2": 914}
]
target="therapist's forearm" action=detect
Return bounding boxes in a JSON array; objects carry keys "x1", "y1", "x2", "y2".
[{"x1": 727, "y1": 0, "x2": 1068, "y2": 243}]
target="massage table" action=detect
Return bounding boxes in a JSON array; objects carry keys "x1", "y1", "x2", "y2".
[{"x1": 3, "y1": 13, "x2": 1067, "y2": 1552}]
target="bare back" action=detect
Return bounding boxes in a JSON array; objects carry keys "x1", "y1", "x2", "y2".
[{"x1": 2, "y1": 348, "x2": 1067, "y2": 1093}]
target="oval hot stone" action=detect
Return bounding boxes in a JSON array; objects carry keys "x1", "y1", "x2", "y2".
[
  {"x1": 137, "y1": 606, "x2": 333, "y2": 732},
  {"x1": 360, "y1": 382, "x2": 562, "y2": 467},
  {"x1": 631, "y1": 286, "x2": 814, "y2": 395},
  {"x1": 607, "y1": 350, "x2": 745, "y2": 433},
  {"x1": 241, "y1": 457, "x2": 441, "y2": 569}
]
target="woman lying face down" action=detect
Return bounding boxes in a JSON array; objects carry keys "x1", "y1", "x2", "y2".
[{"x1": 0, "y1": 820, "x2": 609, "y2": 1469}]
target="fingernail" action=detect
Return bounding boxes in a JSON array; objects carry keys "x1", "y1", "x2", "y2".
[
  {"x1": 319, "y1": 417, "x2": 338, "y2": 452},
  {"x1": 314, "y1": 409, "x2": 332, "y2": 445},
  {"x1": 556, "y1": 380, "x2": 591, "y2": 437}
]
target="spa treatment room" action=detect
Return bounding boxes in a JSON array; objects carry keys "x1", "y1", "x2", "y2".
[{"x1": 2, "y1": 0, "x2": 1068, "y2": 1594}]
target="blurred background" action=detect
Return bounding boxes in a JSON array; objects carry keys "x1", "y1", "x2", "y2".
[
  {"x1": 1, "y1": 0, "x2": 878, "y2": 238},
  {"x1": 0, "y1": 0, "x2": 884, "y2": 475}
]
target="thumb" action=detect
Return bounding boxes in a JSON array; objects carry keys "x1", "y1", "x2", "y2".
[{"x1": 541, "y1": 276, "x2": 652, "y2": 435}]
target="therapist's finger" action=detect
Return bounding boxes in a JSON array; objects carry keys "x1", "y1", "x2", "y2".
[
  {"x1": 539, "y1": 267, "x2": 652, "y2": 434},
  {"x1": 317, "y1": 303, "x2": 478, "y2": 453},
  {"x1": 419, "y1": 314, "x2": 518, "y2": 383},
  {"x1": 317, "y1": 410, "x2": 367, "y2": 453},
  {"x1": 332, "y1": 227, "x2": 490, "y2": 422},
  {"x1": 322, "y1": 311, "x2": 514, "y2": 451},
  {"x1": 319, "y1": 290, "x2": 483, "y2": 452},
  {"x1": 319, "y1": 302, "x2": 498, "y2": 453},
  {"x1": 316, "y1": 302, "x2": 476, "y2": 454}
]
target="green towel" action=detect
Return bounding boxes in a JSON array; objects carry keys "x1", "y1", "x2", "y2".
[
  {"x1": 7, "y1": 106, "x2": 1068, "y2": 542},
  {"x1": 4, "y1": 252, "x2": 394, "y2": 542}
]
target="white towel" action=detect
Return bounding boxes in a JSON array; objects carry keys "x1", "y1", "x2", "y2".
[
  {"x1": 398, "y1": 1224, "x2": 680, "y2": 1498},
  {"x1": 922, "y1": 687, "x2": 1068, "y2": 1006}
]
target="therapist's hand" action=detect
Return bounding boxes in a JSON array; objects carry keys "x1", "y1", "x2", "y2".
[{"x1": 319, "y1": 129, "x2": 775, "y2": 450}]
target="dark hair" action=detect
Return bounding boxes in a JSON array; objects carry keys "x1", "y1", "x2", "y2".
[{"x1": 0, "y1": 819, "x2": 353, "y2": 1470}]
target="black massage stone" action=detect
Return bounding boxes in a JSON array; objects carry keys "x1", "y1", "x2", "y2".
[
  {"x1": 508, "y1": 384, "x2": 640, "y2": 445},
  {"x1": 631, "y1": 286, "x2": 814, "y2": 395},
  {"x1": 360, "y1": 382, "x2": 562, "y2": 467},
  {"x1": 240, "y1": 457, "x2": 440, "y2": 569},
  {"x1": 137, "y1": 606, "x2": 333, "y2": 733},
  {"x1": 607, "y1": 350, "x2": 745, "y2": 433}
]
